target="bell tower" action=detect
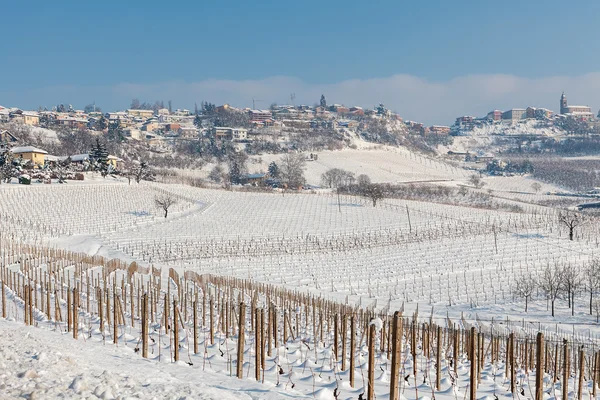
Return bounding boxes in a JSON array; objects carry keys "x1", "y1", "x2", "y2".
[{"x1": 560, "y1": 92, "x2": 568, "y2": 114}]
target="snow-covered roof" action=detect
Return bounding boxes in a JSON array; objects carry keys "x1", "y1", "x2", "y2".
[
  {"x1": 70, "y1": 154, "x2": 90, "y2": 162},
  {"x1": 44, "y1": 155, "x2": 59, "y2": 162},
  {"x1": 11, "y1": 146, "x2": 48, "y2": 154}
]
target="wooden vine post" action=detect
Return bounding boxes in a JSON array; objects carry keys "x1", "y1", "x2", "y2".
[
  {"x1": 255, "y1": 307, "x2": 261, "y2": 381},
  {"x1": 562, "y1": 339, "x2": 569, "y2": 400},
  {"x1": 209, "y1": 297, "x2": 214, "y2": 345},
  {"x1": 73, "y1": 288, "x2": 78, "y2": 340},
  {"x1": 578, "y1": 346, "x2": 584, "y2": 400},
  {"x1": 469, "y1": 327, "x2": 476, "y2": 400},
  {"x1": 535, "y1": 332, "x2": 543, "y2": 400},
  {"x1": 2, "y1": 278, "x2": 6, "y2": 318},
  {"x1": 389, "y1": 311, "x2": 401, "y2": 400},
  {"x1": 436, "y1": 325, "x2": 442, "y2": 391},
  {"x1": 173, "y1": 300, "x2": 179, "y2": 362},
  {"x1": 349, "y1": 315, "x2": 355, "y2": 388},
  {"x1": 142, "y1": 293, "x2": 148, "y2": 358},
  {"x1": 510, "y1": 333, "x2": 516, "y2": 394},
  {"x1": 236, "y1": 302, "x2": 246, "y2": 379},
  {"x1": 193, "y1": 299, "x2": 198, "y2": 354},
  {"x1": 367, "y1": 320, "x2": 376, "y2": 400}
]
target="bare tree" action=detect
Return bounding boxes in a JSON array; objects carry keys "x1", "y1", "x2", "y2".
[
  {"x1": 561, "y1": 262, "x2": 583, "y2": 316},
  {"x1": 558, "y1": 210, "x2": 584, "y2": 241},
  {"x1": 539, "y1": 261, "x2": 563, "y2": 317},
  {"x1": 356, "y1": 174, "x2": 371, "y2": 190},
  {"x1": 515, "y1": 273, "x2": 537, "y2": 312},
  {"x1": 531, "y1": 182, "x2": 542, "y2": 193},
  {"x1": 363, "y1": 184, "x2": 385, "y2": 207},
  {"x1": 593, "y1": 299, "x2": 600, "y2": 323},
  {"x1": 154, "y1": 193, "x2": 177, "y2": 218},
  {"x1": 469, "y1": 174, "x2": 485, "y2": 189},
  {"x1": 586, "y1": 259, "x2": 600, "y2": 315},
  {"x1": 321, "y1": 168, "x2": 355, "y2": 189},
  {"x1": 279, "y1": 153, "x2": 306, "y2": 190}
]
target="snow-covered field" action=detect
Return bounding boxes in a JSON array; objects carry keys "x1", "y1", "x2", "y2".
[{"x1": 2, "y1": 160, "x2": 600, "y2": 399}]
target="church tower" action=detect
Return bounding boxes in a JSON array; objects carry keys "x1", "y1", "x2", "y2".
[{"x1": 560, "y1": 92, "x2": 568, "y2": 114}]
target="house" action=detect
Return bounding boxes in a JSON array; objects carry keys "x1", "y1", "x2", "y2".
[
  {"x1": 428, "y1": 125, "x2": 451, "y2": 135},
  {"x1": 486, "y1": 110, "x2": 503, "y2": 121},
  {"x1": 211, "y1": 127, "x2": 248, "y2": 141},
  {"x1": 141, "y1": 121, "x2": 160, "y2": 132},
  {"x1": 502, "y1": 109, "x2": 526, "y2": 121},
  {"x1": 244, "y1": 173, "x2": 266, "y2": 185},
  {"x1": 127, "y1": 109, "x2": 154, "y2": 119},
  {"x1": 248, "y1": 109, "x2": 273, "y2": 124},
  {"x1": 0, "y1": 130, "x2": 18, "y2": 145},
  {"x1": 178, "y1": 126, "x2": 198, "y2": 139},
  {"x1": 22, "y1": 112, "x2": 40, "y2": 126},
  {"x1": 123, "y1": 128, "x2": 143, "y2": 140},
  {"x1": 10, "y1": 146, "x2": 48, "y2": 166},
  {"x1": 66, "y1": 153, "x2": 122, "y2": 169},
  {"x1": 164, "y1": 123, "x2": 181, "y2": 133},
  {"x1": 0, "y1": 109, "x2": 9, "y2": 123},
  {"x1": 526, "y1": 107, "x2": 553, "y2": 120}
]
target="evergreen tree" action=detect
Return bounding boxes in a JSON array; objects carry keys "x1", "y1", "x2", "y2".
[
  {"x1": 90, "y1": 138, "x2": 110, "y2": 176},
  {"x1": 268, "y1": 161, "x2": 280, "y2": 179},
  {"x1": 95, "y1": 116, "x2": 108, "y2": 131},
  {"x1": 320, "y1": 95, "x2": 327, "y2": 108},
  {"x1": 107, "y1": 120, "x2": 124, "y2": 142}
]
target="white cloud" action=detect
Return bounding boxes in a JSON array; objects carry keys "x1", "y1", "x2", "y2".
[{"x1": 8, "y1": 73, "x2": 600, "y2": 125}]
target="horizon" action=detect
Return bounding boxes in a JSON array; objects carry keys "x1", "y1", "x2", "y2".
[{"x1": 3, "y1": 0, "x2": 600, "y2": 124}]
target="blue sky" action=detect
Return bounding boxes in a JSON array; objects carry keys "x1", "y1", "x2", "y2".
[{"x1": 2, "y1": 0, "x2": 600, "y2": 124}]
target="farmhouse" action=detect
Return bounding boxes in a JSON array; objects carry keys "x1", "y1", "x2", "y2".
[{"x1": 10, "y1": 146, "x2": 48, "y2": 166}]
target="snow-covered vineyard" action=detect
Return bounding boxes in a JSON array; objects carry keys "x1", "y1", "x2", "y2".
[{"x1": 2, "y1": 179, "x2": 600, "y2": 399}]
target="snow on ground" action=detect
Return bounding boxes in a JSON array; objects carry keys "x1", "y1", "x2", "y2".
[
  {"x1": 2, "y1": 166, "x2": 600, "y2": 398},
  {"x1": 171, "y1": 146, "x2": 468, "y2": 186},
  {"x1": 253, "y1": 147, "x2": 467, "y2": 185},
  {"x1": 459, "y1": 120, "x2": 564, "y2": 137},
  {"x1": 0, "y1": 319, "x2": 297, "y2": 400}
]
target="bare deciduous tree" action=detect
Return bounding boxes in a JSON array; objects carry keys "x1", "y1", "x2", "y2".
[
  {"x1": 531, "y1": 182, "x2": 542, "y2": 193},
  {"x1": 558, "y1": 210, "x2": 584, "y2": 241},
  {"x1": 469, "y1": 174, "x2": 485, "y2": 189},
  {"x1": 539, "y1": 262, "x2": 563, "y2": 317},
  {"x1": 561, "y1": 262, "x2": 583, "y2": 316},
  {"x1": 593, "y1": 299, "x2": 600, "y2": 323},
  {"x1": 515, "y1": 273, "x2": 537, "y2": 312},
  {"x1": 321, "y1": 168, "x2": 355, "y2": 189},
  {"x1": 279, "y1": 153, "x2": 306, "y2": 190},
  {"x1": 363, "y1": 184, "x2": 385, "y2": 207},
  {"x1": 586, "y1": 259, "x2": 600, "y2": 315},
  {"x1": 154, "y1": 193, "x2": 177, "y2": 218}
]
